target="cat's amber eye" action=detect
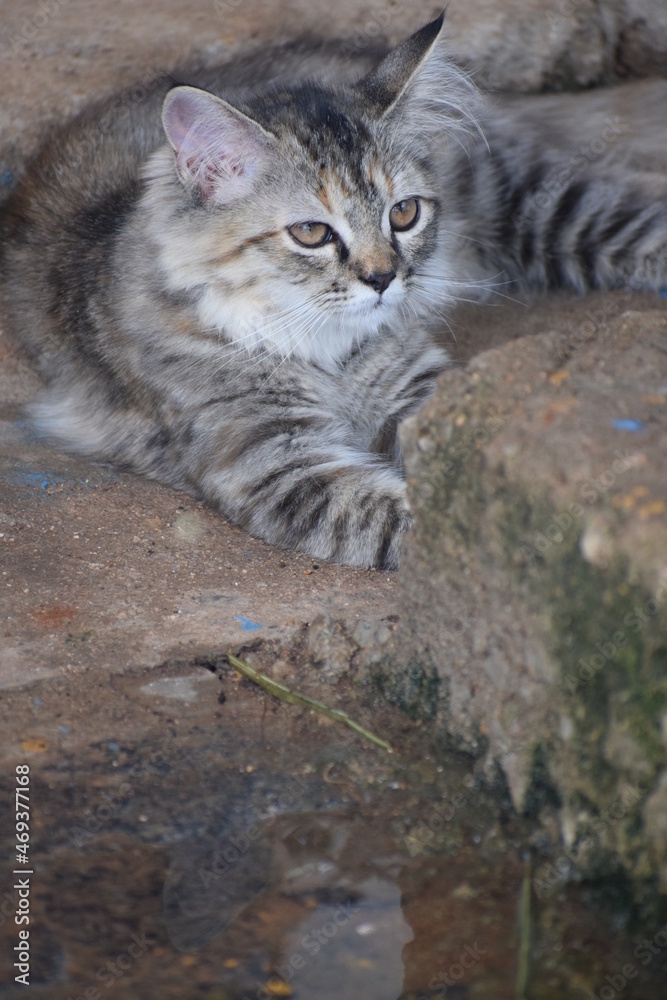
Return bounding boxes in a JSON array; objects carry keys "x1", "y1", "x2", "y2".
[
  {"x1": 288, "y1": 222, "x2": 333, "y2": 248},
  {"x1": 389, "y1": 198, "x2": 420, "y2": 232}
]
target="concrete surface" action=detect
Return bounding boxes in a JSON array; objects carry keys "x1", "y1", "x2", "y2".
[{"x1": 386, "y1": 297, "x2": 667, "y2": 900}]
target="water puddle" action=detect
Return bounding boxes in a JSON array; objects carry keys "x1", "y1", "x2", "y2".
[{"x1": 1, "y1": 657, "x2": 665, "y2": 998}]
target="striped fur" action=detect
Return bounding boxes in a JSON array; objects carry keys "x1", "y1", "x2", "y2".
[
  {"x1": 452, "y1": 87, "x2": 667, "y2": 296},
  {"x1": 2, "y1": 17, "x2": 666, "y2": 567}
]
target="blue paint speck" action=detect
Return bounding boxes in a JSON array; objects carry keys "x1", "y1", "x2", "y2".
[
  {"x1": 0, "y1": 168, "x2": 15, "y2": 188},
  {"x1": 660, "y1": 288, "x2": 667, "y2": 298},
  {"x1": 613, "y1": 419, "x2": 646, "y2": 432},
  {"x1": 33, "y1": 699, "x2": 42, "y2": 706},
  {"x1": 6, "y1": 469, "x2": 62, "y2": 490},
  {"x1": 59, "y1": 726, "x2": 68, "y2": 733},
  {"x1": 108, "y1": 742, "x2": 119, "y2": 752},
  {"x1": 4, "y1": 466, "x2": 118, "y2": 491},
  {"x1": 233, "y1": 615, "x2": 262, "y2": 631}
]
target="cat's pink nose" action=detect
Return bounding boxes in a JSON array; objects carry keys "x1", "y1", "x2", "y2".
[{"x1": 360, "y1": 270, "x2": 396, "y2": 295}]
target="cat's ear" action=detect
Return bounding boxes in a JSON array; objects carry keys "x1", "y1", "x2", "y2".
[
  {"x1": 355, "y1": 12, "x2": 445, "y2": 116},
  {"x1": 162, "y1": 86, "x2": 274, "y2": 205}
]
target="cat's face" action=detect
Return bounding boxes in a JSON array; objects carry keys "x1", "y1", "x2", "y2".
[
  {"x1": 190, "y1": 114, "x2": 444, "y2": 366},
  {"x1": 270, "y1": 126, "x2": 440, "y2": 327},
  {"x1": 155, "y1": 16, "x2": 478, "y2": 366}
]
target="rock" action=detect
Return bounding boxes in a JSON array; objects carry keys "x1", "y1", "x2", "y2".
[
  {"x1": 306, "y1": 613, "x2": 358, "y2": 682},
  {"x1": 379, "y1": 306, "x2": 667, "y2": 902},
  {"x1": 446, "y1": 0, "x2": 610, "y2": 92},
  {"x1": 644, "y1": 772, "x2": 667, "y2": 892}
]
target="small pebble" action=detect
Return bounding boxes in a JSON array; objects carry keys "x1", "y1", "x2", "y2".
[
  {"x1": 265, "y1": 979, "x2": 292, "y2": 996},
  {"x1": 355, "y1": 922, "x2": 376, "y2": 936}
]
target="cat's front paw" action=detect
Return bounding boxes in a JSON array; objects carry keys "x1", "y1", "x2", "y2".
[
  {"x1": 328, "y1": 488, "x2": 412, "y2": 570},
  {"x1": 368, "y1": 501, "x2": 412, "y2": 570},
  {"x1": 226, "y1": 461, "x2": 412, "y2": 569},
  {"x1": 284, "y1": 481, "x2": 411, "y2": 569}
]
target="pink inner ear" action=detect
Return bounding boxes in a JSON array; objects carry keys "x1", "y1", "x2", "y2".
[{"x1": 162, "y1": 87, "x2": 270, "y2": 204}]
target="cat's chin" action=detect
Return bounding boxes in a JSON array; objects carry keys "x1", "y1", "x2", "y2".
[
  {"x1": 345, "y1": 298, "x2": 387, "y2": 318},
  {"x1": 289, "y1": 311, "x2": 390, "y2": 368},
  {"x1": 196, "y1": 286, "x2": 400, "y2": 369},
  {"x1": 265, "y1": 309, "x2": 392, "y2": 369}
]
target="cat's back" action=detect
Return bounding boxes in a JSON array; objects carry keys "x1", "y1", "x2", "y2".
[
  {"x1": 2, "y1": 35, "x2": 376, "y2": 245},
  {"x1": 1, "y1": 76, "x2": 174, "y2": 359}
]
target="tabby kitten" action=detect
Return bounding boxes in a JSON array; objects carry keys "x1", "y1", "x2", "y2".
[{"x1": 2, "y1": 15, "x2": 666, "y2": 567}]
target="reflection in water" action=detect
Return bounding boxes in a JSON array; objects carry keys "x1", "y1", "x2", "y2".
[
  {"x1": 2, "y1": 684, "x2": 665, "y2": 1000},
  {"x1": 163, "y1": 832, "x2": 275, "y2": 953},
  {"x1": 262, "y1": 876, "x2": 411, "y2": 1000},
  {"x1": 160, "y1": 808, "x2": 511, "y2": 999},
  {"x1": 163, "y1": 811, "x2": 414, "y2": 995}
]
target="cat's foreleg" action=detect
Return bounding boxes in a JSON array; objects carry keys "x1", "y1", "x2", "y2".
[
  {"x1": 188, "y1": 338, "x2": 449, "y2": 568},
  {"x1": 201, "y1": 443, "x2": 410, "y2": 569},
  {"x1": 349, "y1": 339, "x2": 450, "y2": 467}
]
